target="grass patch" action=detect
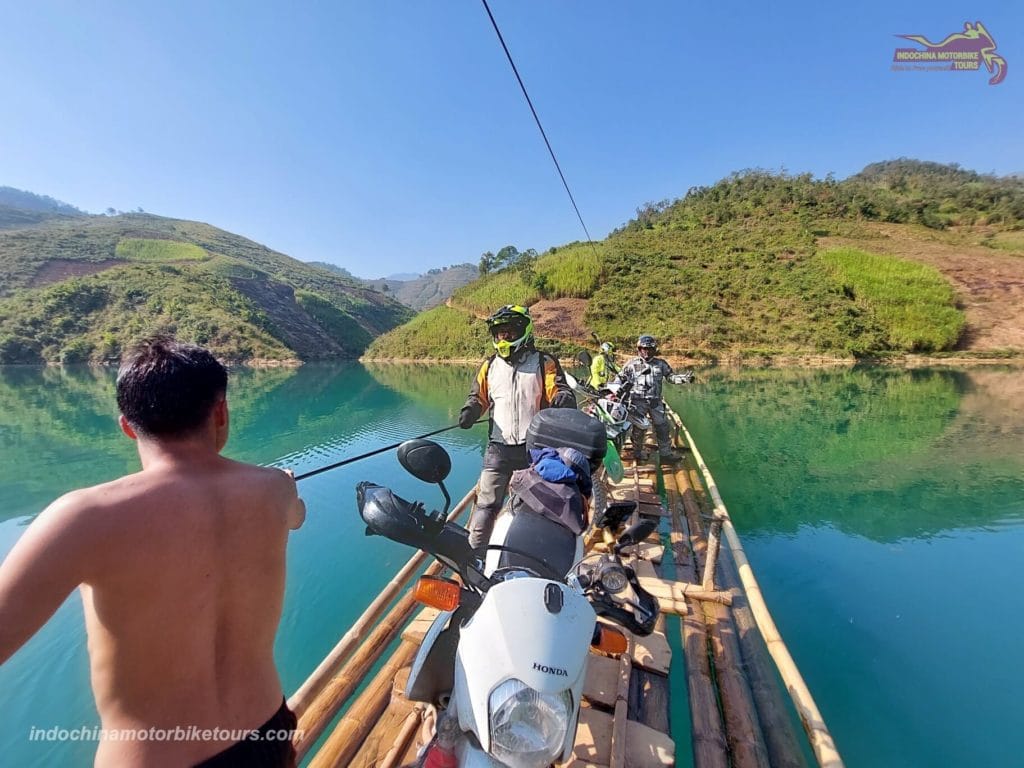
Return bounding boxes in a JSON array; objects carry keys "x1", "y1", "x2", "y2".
[
  {"x1": 451, "y1": 270, "x2": 539, "y2": 317},
  {"x1": 585, "y1": 215, "x2": 891, "y2": 356},
  {"x1": 115, "y1": 238, "x2": 209, "y2": 262},
  {"x1": 365, "y1": 305, "x2": 491, "y2": 359},
  {"x1": 981, "y1": 231, "x2": 1024, "y2": 255},
  {"x1": 535, "y1": 243, "x2": 605, "y2": 297},
  {"x1": 819, "y1": 247, "x2": 964, "y2": 351}
]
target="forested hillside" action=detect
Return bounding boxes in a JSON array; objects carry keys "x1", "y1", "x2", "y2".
[
  {"x1": 367, "y1": 160, "x2": 1024, "y2": 362},
  {"x1": 0, "y1": 203, "x2": 413, "y2": 363}
]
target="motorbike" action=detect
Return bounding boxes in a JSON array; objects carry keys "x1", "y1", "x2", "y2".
[
  {"x1": 572, "y1": 350, "x2": 695, "y2": 455},
  {"x1": 565, "y1": 370, "x2": 650, "y2": 453},
  {"x1": 356, "y1": 408, "x2": 660, "y2": 767}
]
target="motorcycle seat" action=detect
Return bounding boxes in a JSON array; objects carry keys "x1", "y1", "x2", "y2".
[{"x1": 497, "y1": 505, "x2": 578, "y2": 578}]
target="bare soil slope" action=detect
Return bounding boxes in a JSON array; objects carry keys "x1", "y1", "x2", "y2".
[
  {"x1": 529, "y1": 298, "x2": 592, "y2": 345},
  {"x1": 820, "y1": 223, "x2": 1024, "y2": 351}
]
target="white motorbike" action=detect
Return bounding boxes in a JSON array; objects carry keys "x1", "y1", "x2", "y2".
[{"x1": 357, "y1": 409, "x2": 659, "y2": 767}]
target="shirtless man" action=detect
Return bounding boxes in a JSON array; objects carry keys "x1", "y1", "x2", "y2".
[{"x1": 0, "y1": 337, "x2": 306, "y2": 767}]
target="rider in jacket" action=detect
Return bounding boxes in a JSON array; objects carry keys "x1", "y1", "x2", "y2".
[
  {"x1": 609, "y1": 334, "x2": 680, "y2": 462},
  {"x1": 459, "y1": 305, "x2": 576, "y2": 549},
  {"x1": 588, "y1": 341, "x2": 618, "y2": 390}
]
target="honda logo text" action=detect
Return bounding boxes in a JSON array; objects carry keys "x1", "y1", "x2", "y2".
[{"x1": 532, "y1": 662, "x2": 569, "y2": 677}]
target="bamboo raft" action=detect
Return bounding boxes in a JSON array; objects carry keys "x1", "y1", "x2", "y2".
[{"x1": 287, "y1": 410, "x2": 843, "y2": 768}]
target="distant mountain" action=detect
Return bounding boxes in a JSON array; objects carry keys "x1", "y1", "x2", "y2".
[
  {"x1": 363, "y1": 265, "x2": 477, "y2": 311},
  {"x1": 307, "y1": 261, "x2": 355, "y2": 278},
  {"x1": 0, "y1": 187, "x2": 86, "y2": 230},
  {"x1": 0, "y1": 190, "x2": 413, "y2": 363},
  {"x1": 306, "y1": 261, "x2": 477, "y2": 311},
  {"x1": 0, "y1": 187, "x2": 83, "y2": 215}
]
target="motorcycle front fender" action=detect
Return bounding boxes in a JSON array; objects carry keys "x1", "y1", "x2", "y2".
[{"x1": 453, "y1": 579, "x2": 594, "y2": 756}]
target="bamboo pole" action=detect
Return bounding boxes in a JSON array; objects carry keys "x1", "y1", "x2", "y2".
[
  {"x1": 702, "y1": 517, "x2": 723, "y2": 591},
  {"x1": 307, "y1": 640, "x2": 420, "y2": 768},
  {"x1": 667, "y1": 468, "x2": 765, "y2": 768},
  {"x1": 664, "y1": 472, "x2": 728, "y2": 768},
  {"x1": 637, "y1": 575, "x2": 732, "y2": 607},
  {"x1": 610, "y1": 653, "x2": 633, "y2": 768},
  {"x1": 680, "y1": 445, "x2": 809, "y2": 768},
  {"x1": 289, "y1": 486, "x2": 476, "y2": 717},
  {"x1": 294, "y1": 568, "x2": 438, "y2": 761},
  {"x1": 378, "y1": 705, "x2": 424, "y2": 768},
  {"x1": 675, "y1": 466, "x2": 769, "y2": 768},
  {"x1": 677, "y1": 421, "x2": 844, "y2": 768},
  {"x1": 719, "y1": 547, "x2": 810, "y2": 768},
  {"x1": 705, "y1": 601, "x2": 771, "y2": 768}
]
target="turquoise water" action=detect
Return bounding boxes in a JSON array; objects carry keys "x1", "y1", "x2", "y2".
[{"x1": 2, "y1": 363, "x2": 1023, "y2": 766}]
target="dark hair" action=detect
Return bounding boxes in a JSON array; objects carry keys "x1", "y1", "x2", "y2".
[{"x1": 116, "y1": 336, "x2": 228, "y2": 437}]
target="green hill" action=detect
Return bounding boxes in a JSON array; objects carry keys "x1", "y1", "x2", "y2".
[
  {"x1": 366, "y1": 160, "x2": 1024, "y2": 362},
  {"x1": 0, "y1": 202, "x2": 413, "y2": 364}
]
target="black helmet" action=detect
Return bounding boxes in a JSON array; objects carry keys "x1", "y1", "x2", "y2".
[
  {"x1": 637, "y1": 334, "x2": 657, "y2": 352},
  {"x1": 486, "y1": 305, "x2": 534, "y2": 359}
]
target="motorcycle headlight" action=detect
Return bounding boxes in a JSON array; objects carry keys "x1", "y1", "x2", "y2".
[{"x1": 488, "y1": 678, "x2": 571, "y2": 768}]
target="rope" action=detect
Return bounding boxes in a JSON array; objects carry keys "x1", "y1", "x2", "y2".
[{"x1": 480, "y1": 0, "x2": 595, "y2": 245}]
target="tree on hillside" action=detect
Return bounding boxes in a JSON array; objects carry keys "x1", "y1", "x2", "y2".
[
  {"x1": 635, "y1": 199, "x2": 673, "y2": 229},
  {"x1": 478, "y1": 250, "x2": 495, "y2": 276},
  {"x1": 493, "y1": 245, "x2": 520, "y2": 271}
]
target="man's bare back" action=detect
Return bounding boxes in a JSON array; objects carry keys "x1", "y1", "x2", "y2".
[{"x1": 0, "y1": 338, "x2": 305, "y2": 766}]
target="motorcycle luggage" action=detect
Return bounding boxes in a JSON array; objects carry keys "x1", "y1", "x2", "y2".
[{"x1": 526, "y1": 408, "x2": 606, "y2": 462}]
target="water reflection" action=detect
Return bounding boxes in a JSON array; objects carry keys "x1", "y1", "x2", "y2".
[
  {"x1": 2, "y1": 362, "x2": 1023, "y2": 767},
  {"x1": 664, "y1": 366, "x2": 1024, "y2": 539}
]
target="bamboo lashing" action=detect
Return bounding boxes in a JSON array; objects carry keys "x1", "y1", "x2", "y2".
[
  {"x1": 674, "y1": 416, "x2": 844, "y2": 768},
  {"x1": 289, "y1": 486, "x2": 476, "y2": 718}
]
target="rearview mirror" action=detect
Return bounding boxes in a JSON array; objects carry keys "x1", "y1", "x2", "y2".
[
  {"x1": 576, "y1": 350, "x2": 593, "y2": 368},
  {"x1": 397, "y1": 439, "x2": 452, "y2": 484},
  {"x1": 595, "y1": 500, "x2": 636, "y2": 531},
  {"x1": 615, "y1": 517, "x2": 659, "y2": 552}
]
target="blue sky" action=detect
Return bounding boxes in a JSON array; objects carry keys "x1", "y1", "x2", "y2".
[{"x1": 1, "y1": 1, "x2": 1020, "y2": 277}]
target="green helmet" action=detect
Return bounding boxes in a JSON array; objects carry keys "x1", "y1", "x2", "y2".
[
  {"x1": 600, "y1": 342, "x2": 614, "y2": 354},
  {"x1": 487, "y1": 304, "x2": 533, "y2": 359}
]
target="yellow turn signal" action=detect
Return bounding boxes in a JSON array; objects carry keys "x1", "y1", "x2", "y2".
[
  {"x1": 414, "y1": 576, "x2": 461, "y2": 612},
  {"x1": 592, "y1": 624, "x2": 629, "y2": 655}
]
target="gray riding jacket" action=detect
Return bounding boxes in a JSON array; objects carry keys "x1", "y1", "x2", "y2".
[{"x1": 612, "y1": 356, "x2": 674, "y2": 400}]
